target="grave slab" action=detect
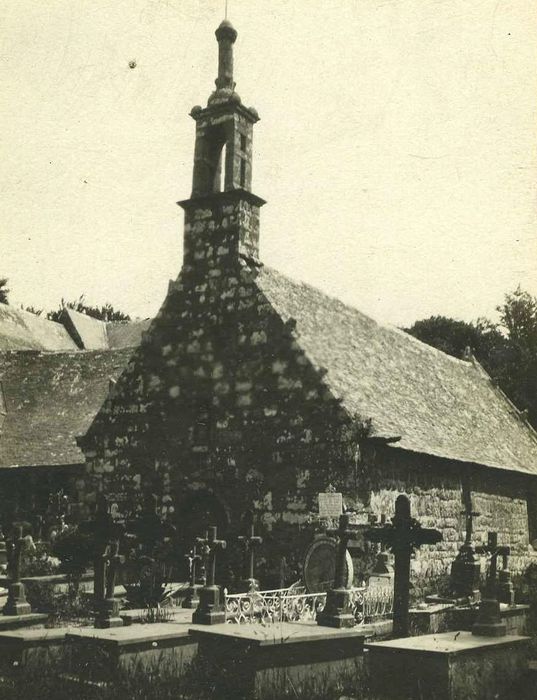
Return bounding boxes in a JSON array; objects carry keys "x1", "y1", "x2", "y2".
[
  {"x1": 366, "y1": 630, "x2": 529, "y2": 700},
  {"x1": 65, "y1": 622, "x2": 198, "y2": 683},
  {"x1": 120, "y1": 607, "x2": 193, "y2": 625},
  {"x1": 0, "y1": 612, "x2": 48, "y2": 631},
  {"x1": 0, "y1": 627, "x2": 72, "y2": 672},
  {"x1": 190, "y1": 620, "x2": 367, "y2": 699}
]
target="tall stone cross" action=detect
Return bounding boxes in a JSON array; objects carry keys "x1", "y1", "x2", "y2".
[
  {"x1": 317, "y1": 512, "x2": 361, "y2": 628},
  {"x1": 364, "y1": 495, "x2": 442, "y2": 638},
  {"x1": 450, "y1": 505, "x2": 481, "y2": 601},
  {"x1": 79, "y1": 496, "x2": 124, "y2": 628},
  {"x1": 3, "y1": 524, "x2": 34, "y2": 616},
  {"x1": 182, "y1": 544, "x2": 203, "y2": 609},
  {"x1": 192, "y1": 526, "x2": 227, "y2": 625},
  {"x1": 237, "y1": 510, "x2": 263, "y2": 592},
  {"x1": 473, "y1": 532, "x2": 510, "y2": 636}
]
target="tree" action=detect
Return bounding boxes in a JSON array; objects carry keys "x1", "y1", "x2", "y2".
[
  {"x1": 495, "y1": 287, "x2": 537, "y2": 427},
  {"x1": 47, "y1": 295, "x2": 130, "y2": 323},
  {"x1": 405, "y1": 288, "x2": 537, "y2": 429},
  {"x1": 0, "y1": 278, "x2": 9, "y2": 305},
  {"x1": 404, "y1": 315, "x2": 507, "y2": 375}
]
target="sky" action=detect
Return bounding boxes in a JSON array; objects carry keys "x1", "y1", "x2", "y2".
[{"x1": 1, "y1": 0, "x2": 536, "y2": 327}]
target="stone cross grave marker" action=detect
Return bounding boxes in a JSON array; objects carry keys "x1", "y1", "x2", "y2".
[
  {"x1": 364, "y1": 494, "x2": 442, "y2": 638},
  {"x1": 237, "y1": 510, "x2": 263, "y2": 592},
  {"x1": 192, "y1": 526, "x2": 227, "y2": 625},
  {"x1": 79, "y1": 495, "x2": 125, "y2": 628},
  {"x1": 450, "y1": 505, "x2": 481, "y2": 601},
  {"x1": 125, "y1": 494, "x2": 177, "y2": 605},
  {"x1": 3, "y1": 524, "x2": 35, "y2": 616},
  {"x1": 473, "y1": 532, "x2": 509, "y2": 636},
  {"x1": 317, "y1": 512, "x2": 361, "y2": 628},
  {"x1": 183, "y1": 544, "x2": 203, "y2": 609}
]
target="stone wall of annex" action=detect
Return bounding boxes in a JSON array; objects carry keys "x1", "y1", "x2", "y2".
[{"x1": 363, "y1": 444, "x2": 537, "y2": 598}]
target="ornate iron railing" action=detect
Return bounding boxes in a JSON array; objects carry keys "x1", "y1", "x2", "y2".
[{"x1": 224, "y1": 584, "x2": 393, "y2": 625}]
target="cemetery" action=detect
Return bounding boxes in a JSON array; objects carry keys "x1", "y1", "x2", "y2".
[
  {"x1": 1, "y1": 9, "x2": 537, "y2": 700},
  {"x1": 0, "y1": 488, "x2": 535, "y2": 700}
]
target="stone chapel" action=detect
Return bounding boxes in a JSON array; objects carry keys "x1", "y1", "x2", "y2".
[{"x1": 77, "y1": 21, "x2": 537, "y2": 591}]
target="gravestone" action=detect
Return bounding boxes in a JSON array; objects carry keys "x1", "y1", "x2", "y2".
[
  {"x1": 237, "y1": 510, "x2": 262, "y2": 593},
  {"x1": 473, "y1": 532, "x2": 508, "y2": 637},
  {"x1": 317, "y1": 513, "x2": 360, "y2": 628},
  {"x1": 192, "y1": 526, "x2": 227, "y2": 625},
  {"x1": 364, "y1": 495, "x2": 442, "y2": 638},
  {"x1": 303, "y1": 536, "x2": 354, "y2": 593}
]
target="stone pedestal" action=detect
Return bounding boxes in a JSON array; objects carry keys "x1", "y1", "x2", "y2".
[
  {"x1": 192, "y1": 585, "x2": 225, "y2": 625},
  {"x1": 472, "y1": 596, "x2": 506, "y2": 637},
  {"x1": 367, "y1": 631, "x2": 530, "y2": 700},
  {"x1": 94, "y1": 598, "x2": 123, "y2": 629},
  {"x1": 316, "y1": 588, "x2": 356, "y2": 629},
  {"x1": 3, "y1": 583, "x2": 31, "y2": 616},
  {"x1": 497, "y1": 569, "x2": 515, "y2": 606},
  {"x1": 182, "y1": 584, "x2": 203, "y2": 609}
]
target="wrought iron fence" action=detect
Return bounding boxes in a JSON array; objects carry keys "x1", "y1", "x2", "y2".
[{"x1": 224, "y1": 584, "x2": 393, "y2": 625}]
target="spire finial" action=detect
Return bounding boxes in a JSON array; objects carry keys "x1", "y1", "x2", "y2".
[{"x1": 214, "y1": 18, "x2": 238, "y2": 93}]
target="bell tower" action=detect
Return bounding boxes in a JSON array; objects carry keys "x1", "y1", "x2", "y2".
[{"x1": 178, "y1": 20, "x2": 265, "y2": 275}]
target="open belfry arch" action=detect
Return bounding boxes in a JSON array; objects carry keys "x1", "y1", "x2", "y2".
[{"x1": 191, "y1": 20, "x2": 256, "y2": 197}]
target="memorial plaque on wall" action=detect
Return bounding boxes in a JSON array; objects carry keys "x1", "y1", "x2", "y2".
[{"x1": 318, "y1": 492, "x2": 343, "y2": 519}]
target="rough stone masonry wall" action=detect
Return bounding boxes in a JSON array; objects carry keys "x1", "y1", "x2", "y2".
[
  {"x1": 80, "y1": 201, "x2": 363, "y2": 585},
  {"x1": 362, "y1": 444, "x2": 537, "y2": 598}
]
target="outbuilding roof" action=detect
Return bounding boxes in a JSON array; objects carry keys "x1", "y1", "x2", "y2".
[
  {"x1": 256, "y1": 266, "x2": 537, "y2": 476},
  {"x1": 0, "y1": 350, "x2": 132, "y2": 468}
]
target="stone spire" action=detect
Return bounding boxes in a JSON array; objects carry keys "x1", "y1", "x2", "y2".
[{"x1": 212, "y1": 20, "x2": 238, "y2": 97}]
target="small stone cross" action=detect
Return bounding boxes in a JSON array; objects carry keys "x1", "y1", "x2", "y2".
[
  {"x1": 185, "y1": 544, "x2": 202, "y2": 587},
  {"x1": 326, "y1": 513, "x2": 359, "y2": 590},
  {"x1": 473, "y1": 532, "x2": 510, "y2": 635},
  {"x1": 475, "y1": 532, "x2": 510, "y2": 596},
  {"x1": 103, "y1": 538, "x2": 125, "y2": 600},
  {"x1": 462, "y1": 506, "x2": 480, "y2": 547},
  {"x1": 364, "y1": 495, "x2": 442, "y2": 638},
  {"x1": 192, "y1": 526, "x2": 227, "y2": 625},
  {"x1": 237, "y1": 511, "x2": 262, "y2": 591},
  {"x1": 182, "y1": 544, "x2": 203, "y2": 610},
  {"x1": 6, "y1": 524, "x2": 25, "y2": 584},
  {"x1": 196, "y1": 526, "x2": 226, "y2": 588}
]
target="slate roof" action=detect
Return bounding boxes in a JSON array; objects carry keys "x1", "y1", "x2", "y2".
[
  {"x1": 256, "y1": 266, "x2": 537, "y2": 476},
  {"x1": 0, "y1": 306, "x2": 77, "y2": 352},
  {"x1": 0, "y1": 350, "x2": 132, "y2": 468},
  {"x1": 106, "y1": 319, "x2": 151, "y2": 349}
]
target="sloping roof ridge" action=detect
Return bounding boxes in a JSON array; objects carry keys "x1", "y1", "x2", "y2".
[
  {"x1": 259, "y1": 264, "x2": 476, "y2": 369},
  {"x1": 469, "y1": 353, "x2": 537, "y2": 446}
]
